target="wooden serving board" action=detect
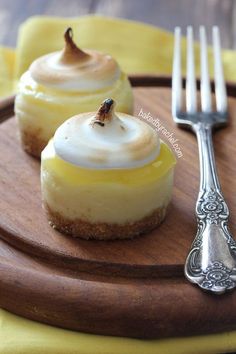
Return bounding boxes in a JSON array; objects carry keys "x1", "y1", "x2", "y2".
[{"x1": 1, "y1": 78, "x2": 236, "y2": 339}]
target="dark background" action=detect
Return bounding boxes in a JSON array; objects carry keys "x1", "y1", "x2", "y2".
[{"x1": 0, "y1": 0, "x2": 235, "y2": 49}]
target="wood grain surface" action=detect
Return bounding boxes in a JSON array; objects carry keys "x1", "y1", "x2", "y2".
[{"x1": 1, "y1": 82, "x2": 236, "y2": 339}]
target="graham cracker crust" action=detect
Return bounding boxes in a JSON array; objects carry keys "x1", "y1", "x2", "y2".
[
  {"x1": 18, "y1": 125, "x2": 47, "y2": 158},
  {"x1": 44, "y1": 204, "x2": 167, "y2": 240}
]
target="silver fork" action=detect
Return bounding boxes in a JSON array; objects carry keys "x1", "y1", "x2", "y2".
[{"x1": 172, "y1": 26, "x2": 236, "y2": 294}]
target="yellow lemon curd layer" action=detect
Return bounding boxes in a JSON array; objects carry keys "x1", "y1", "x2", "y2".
[
  {"x1": 41, "y1": 140, "x2": 176, "y2": 224},
  {"x1": 43, "y1": 140, "x2": 176, "y2": 185},
  {"x1": 15, "y1": 72, "x2": 133, "y2": 148}
]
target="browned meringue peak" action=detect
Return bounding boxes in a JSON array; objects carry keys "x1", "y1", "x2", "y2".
[
  {"x1": 54, "y1": 98, "x2": 160, "y2": 169},
  {"x1": 91, "y1": 98, "x2": 115, "y2": 126},
  {"x1": 60, "y1": 27, "x2": 89, "y2": 64},
  {"x1": 29, "y1": 28, "x2": 121, "y2": 92}
]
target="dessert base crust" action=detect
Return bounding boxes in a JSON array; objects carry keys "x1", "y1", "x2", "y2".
[
  {"x1": 19, "y1": 126, "x2": 47, "y2": 158},
  {"x1": 44, "y1": 204, "x2": 167, "y2": 240}
]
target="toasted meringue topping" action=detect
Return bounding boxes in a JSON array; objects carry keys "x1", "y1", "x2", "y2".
[
  {"x1": 53, "y1": 99, "x2": 160, "y2": 169},
  {"x1": 29, "y1": 28, "x2": 121, "y2": 92}
]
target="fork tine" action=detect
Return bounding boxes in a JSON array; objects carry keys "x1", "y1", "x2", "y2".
[
  {"x1": 172, "y1": 27, "x2": 182, "y2": 116},
  {"x1": 186, "y1": 26, "x2": 197, "y2": 114},
  {"x1": 199, "y1": 26, "x2": 212, "y2": 113},
  {"x1": 212, "y1": 26, "x2": 227, "y2": 113}
]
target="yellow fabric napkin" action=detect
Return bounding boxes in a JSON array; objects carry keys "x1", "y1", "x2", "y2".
[
  {"x1": 1, "y1": 308, "x2": 236, "y2": 354},
  {"x1": 0, "y1": 46, "x2": 15, "y2": 97},
  {"x1": 1, "y1": 15, "x2": 236, "y2": 354},
  {"x1": 1, "y1": 14, "x2": 236, "y2": 98}
]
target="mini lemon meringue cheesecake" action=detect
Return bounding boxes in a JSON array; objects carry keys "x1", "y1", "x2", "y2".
[
  {"x1": 15, "y1": 28, "x2": 133, "y2": 158},
  {"x1": 41, "y1": 99, "x2": 176, "y2": 240}
]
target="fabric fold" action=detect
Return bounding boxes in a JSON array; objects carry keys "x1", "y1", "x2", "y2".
[{"x1": 1, "y1": 15, "x2": 236, "y2": 98}]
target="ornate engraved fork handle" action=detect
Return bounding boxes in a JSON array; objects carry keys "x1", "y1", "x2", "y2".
[{"x1": 185, "y1": 122, "x2": 236, "y2": 294}]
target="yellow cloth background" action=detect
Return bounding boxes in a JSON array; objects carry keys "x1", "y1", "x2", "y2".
[
  {"x1": 1, "y1": 308, "x2": 236, "y2": 354},
  {"x1": 1, "y1": 15, "x2": 236, "y2": 353},
  {"x1": 1, "y1": 15, "x2": 236, "y2": 98}
]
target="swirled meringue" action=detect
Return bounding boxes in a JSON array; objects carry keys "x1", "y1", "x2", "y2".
[
  {"x1": 29, "y1": 28, "x2": 121, "y2": 92},
  {"x1": 54, "y1": 98, "x2": 160, "y2": 169}
]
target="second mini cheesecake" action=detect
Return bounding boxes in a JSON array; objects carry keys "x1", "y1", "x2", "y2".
[
  {"x1": 15, "y1": 28, "x2": 133, "y2": 157},
  {"x1": 41, "y1": 98, "x2": 176, "y2": 240}
]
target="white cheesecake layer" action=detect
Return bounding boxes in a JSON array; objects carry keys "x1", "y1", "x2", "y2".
[{"x1": 41, "y1": 140, "x2": 174, "y2": 224}]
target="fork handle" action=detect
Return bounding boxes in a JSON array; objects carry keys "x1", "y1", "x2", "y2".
[
  {"x1": 195, "y1": 123, "x2": 220, "y2": 191},
  {"x1": 185, "y1": 123, "x2": 236, "y2": 294}
]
